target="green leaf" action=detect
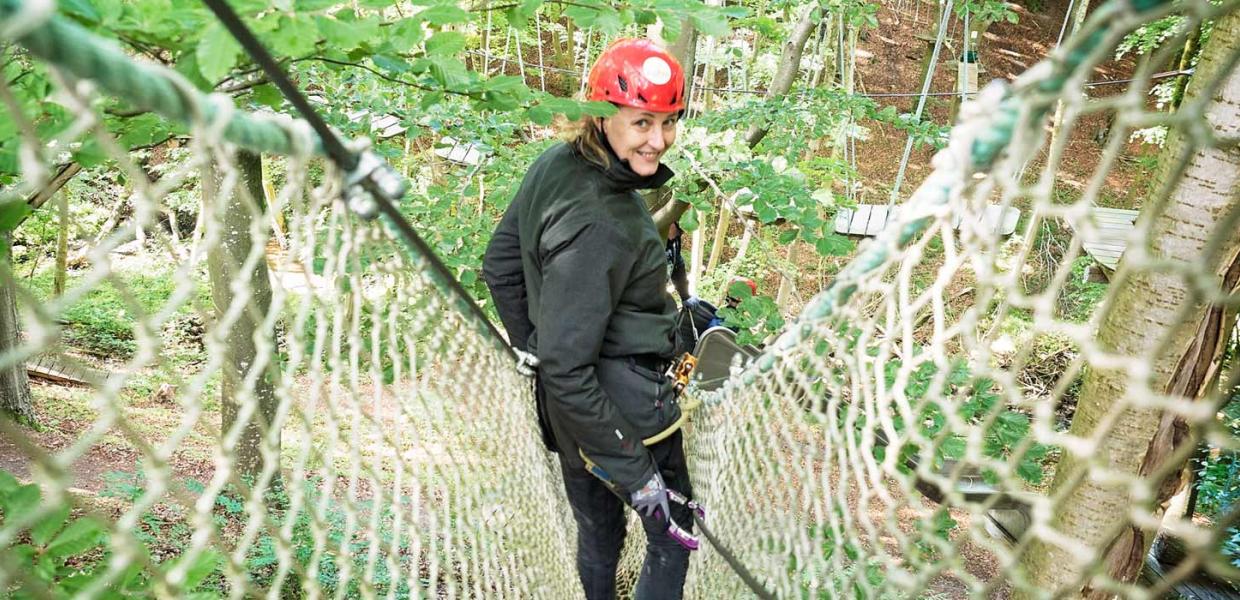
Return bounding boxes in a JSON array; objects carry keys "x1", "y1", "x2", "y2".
[
  {"x1": 540, "y1": 97, "x2": 586, "y2": 120},
  {"x1": 61, "y1": 0, "x2": 101, "y2": 22},
  {"x1": 563, "y1": 6, "x2": 598, "y2": 28},
  {"x1": 580, "y1": 101, "x2": 617, "y2": 117},
  {"x1": 296, "y1": 0, "x2": 341, "y2": 10},
  {"x1": 418, "y1": 4, "x2": 469, "y2": 26},
  {"x1": 46, "y1": 517, "x2": 104, "y2": 560},
  {"x1": 660, "y1": 15, "x2": 681, "y2": 43},
  {"x1": 425, "y1": 31, "x2": 466, "y2": 56},
  {"x1": 250, "y1": 84, "x2": 283, "y2": 109},
  {"x1": 691, "y1": 12, "x2": 730, "y2": 37},
  {"x1": 31, "y1": 504, "x2": 70, "y2": 546},
  {"x1": 0, "y1": 200, "x2": 33, "y2": 234},
  {"x1": 681, "y1": 206, "x2": 699, "y2": 231},
  {"x1": 175, "y1": 549, "x2": 222, "y2": 590},
  {"x1": 593, "y1": 9, "x2": 622, "y2": 35},
  {"x1": 814, "y1": 234, "x2": 853, "y2": 256},
  {"x1": 315, "y1": 14, "x2": 379, "y2": 52},
  {"x1": 778, "y1": 229, "x2": 797, "y2": 244},
  {"x1": 483, "y1": 75, "x2": 526, "y2": 93},
  {"x1": 0, "y1": 470, "x2": 18, "y2": 495},
  {"x1": 373, "y1": 54, "x2": 413, "y2": 74},
  {"x1": 173, "y1": 52, "x2": 211, "y2": 91},
  {"x1": 940, "y1": 436, "x2": 966, "y2": 461},
  {"x1": 526, "y1": 105, "x2": 554, "y2": 126},
  {"x1": 478, "y1": 91, "x2": 521, "y2": 112},
  {"x1": 387, "y1": 18, "x2": 426, "y2": 53},
  {"x1": 197, "y1": 23, "x2": 242, "y2": 83},
  {"x1": 118, "y1": 114, "x2": 168, "y2": 148},
  {"x1": 427, "y1": 56, "x2": 469, "y2": 89},
  {"x1": 73, "y1": 140, "x2": 109, "y2": 168},
  {"x1": 420, "y1": 91, "x2": 445, "y2": 110},
  {"x1": 269, "y1": 15, "x2": 319, "y2": 57},
  {"x1": 1017, "y1": 457, "x2": 1044, "y2": 484}
]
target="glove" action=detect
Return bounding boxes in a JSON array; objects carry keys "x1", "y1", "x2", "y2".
[
  {"x1": 683, "y1": 296, "x2": 700, "y2": 309},
  {"x1": 630, "y1": 471, "x2": 671, "y2": 522}
]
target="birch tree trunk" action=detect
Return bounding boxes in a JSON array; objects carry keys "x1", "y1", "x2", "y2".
[
  {"x1": 0, "y1": 234, "x2": 32, "y2": 423},
  {"x1": 1046, "y1": 0, "x2": 1092, "y2": 155},
  {"x1": 743, "y1": 4, "x2": 822, "y2": 148},
  {"x1": 1017, "y1": 10, "x2": 1240, "y2": 596},
  {"x1": 206, "y1": 151, "x2": 279, "y2": 484}
]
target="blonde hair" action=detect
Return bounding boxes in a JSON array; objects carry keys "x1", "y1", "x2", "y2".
[{"x1": 558, "y1": 114, "x2": 612, "y2": 170}]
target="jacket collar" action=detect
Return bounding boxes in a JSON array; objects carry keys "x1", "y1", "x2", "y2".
[{"x1": 595, "y1": 139, "x2": 674, "y2": 191}]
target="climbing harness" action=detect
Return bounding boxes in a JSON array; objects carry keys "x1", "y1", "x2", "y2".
[
  {"x1": 664, "y1": 352, "x2": 697, "y2": 395},
  {"x1": 576, "y1": 449, "x2": 700, "y2": 552}
]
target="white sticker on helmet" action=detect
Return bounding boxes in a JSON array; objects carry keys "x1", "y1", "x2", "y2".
[{"x1": 642, "y1": 57, "x2": 672, "y2": 85}]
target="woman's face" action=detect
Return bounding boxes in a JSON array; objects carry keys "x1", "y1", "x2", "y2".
[{"x1": 600, "y1": 105, "x2": 679, "y2": 176}]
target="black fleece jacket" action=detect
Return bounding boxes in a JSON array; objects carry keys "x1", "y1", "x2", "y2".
[{"x1": 482, "y1": 142, "x2": 678, "y2": 491}]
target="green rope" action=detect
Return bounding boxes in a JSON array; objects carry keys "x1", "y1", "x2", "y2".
[
  {"x1": 746, "y1": 0, "x2": 1171, "y2": 382},
  {"x1": 0, "y1": 0, "x2": 321, "y2": 157}
]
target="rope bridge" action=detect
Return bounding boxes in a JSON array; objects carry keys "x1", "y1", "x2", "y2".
[{"x1": 1, "y1": 0, "x2": 1238, "y2": 597}]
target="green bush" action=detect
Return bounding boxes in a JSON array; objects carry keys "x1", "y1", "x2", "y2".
[
  {"x1": 26, "y1": 267, "x2": 205, "y2": 358},
  {"x1": 0, "y1": 468, "x2": 220, "y2": 598}
]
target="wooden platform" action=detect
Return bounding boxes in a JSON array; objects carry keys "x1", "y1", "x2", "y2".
[
  {"x1": 26, "y1": 354, "x2": 106, "y2": 386},
  {"x1": 833, "y1": 204, "x2": 1021, "y2": 237},
  {"x1": 1071, "y1": 206, "x2": 1140, "y2": 273},
  {"x1": 1141, "y1": 536, "x2": 1239, "y2": 599},
  {"x1": 434, "y1": 136, "x2": 486, "y2": 166}
]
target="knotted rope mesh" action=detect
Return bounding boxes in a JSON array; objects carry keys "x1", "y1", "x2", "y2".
[{"x1": 0, "y1": 0, "x2": 1238, "y2": 597}]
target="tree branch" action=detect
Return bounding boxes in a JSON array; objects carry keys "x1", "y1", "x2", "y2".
[{"x1": 471, "y1": 0, "x2": 613, "y2": 12}]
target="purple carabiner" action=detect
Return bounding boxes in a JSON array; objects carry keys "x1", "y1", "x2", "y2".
[{"x1": 667, "y1": 518, "x2": 700, "y2": 551}]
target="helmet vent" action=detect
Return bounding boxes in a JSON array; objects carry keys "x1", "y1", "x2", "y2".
[
  {"x1": 637, "y1": 92, "x2": 648, "y2": 104},
  {"x1": 616, "y1": 76, "x2": 628, "y2": 92}
]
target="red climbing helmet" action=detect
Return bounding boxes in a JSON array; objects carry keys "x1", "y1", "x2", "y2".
[
  {"x1": 728, "y1": 277, "x2": 758, "y2": 299},
  {"x1": 587, "y1": 38, "x2": 685, "y2": 113}
]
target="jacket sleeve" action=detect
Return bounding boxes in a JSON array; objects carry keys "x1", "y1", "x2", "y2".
[
  {"x1": 537, "y1": 221, "x2": 655, "y2": 491},
  {"x1": 482, "y1": 204, "x2": 534, "y2": 351},
  {"x1": 669, "y1": 240, "x2": 691, "y2": 302}
]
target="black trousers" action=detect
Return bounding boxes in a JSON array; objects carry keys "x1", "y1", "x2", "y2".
[{"x1": 558, "y1": 430, "x2": 694, "y2": 600}]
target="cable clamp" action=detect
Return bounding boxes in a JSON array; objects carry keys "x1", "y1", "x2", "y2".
[
  {"x1": 344, "y1": 148, "x2": 409, "y2": 220},
  {"x1": 513, "y1": 347, "x2": 539, "y2": 377}
]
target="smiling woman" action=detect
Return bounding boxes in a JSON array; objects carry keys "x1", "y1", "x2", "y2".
[{"x1": 482, "y1": 37, "x2": 698, "y2": 600}]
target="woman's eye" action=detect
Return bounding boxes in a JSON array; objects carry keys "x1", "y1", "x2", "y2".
[{"x1": 635, "y1": 119, "x2": 649, "y2": 127}]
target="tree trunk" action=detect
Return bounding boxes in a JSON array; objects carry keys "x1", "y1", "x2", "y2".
[
  {"x1": 1017, "y1": 10, "x2": 1240, "y2": 596},
  {"x1": 0, "y1": 234, "x2": 33, "y2": 424},
  {"x1": 1046, "y1": 0, "x2": 1092, "y2": 155},
  {"x1": 54, "y1": 188, "x2": 68, "y2": 296},
  {"x1": 206, "y1": 151, "x2": 279, "y2": 484},
  {"x1": 744, "y1": 4, "x2": 822, "y2": 148},
  {"x1": 1170, "y1": 22, "x2": 1204, "y2": 112}
]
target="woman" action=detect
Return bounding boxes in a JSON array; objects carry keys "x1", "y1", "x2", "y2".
[{"x1": 482, "y1": 38, "x2": 694, "y2": 599}]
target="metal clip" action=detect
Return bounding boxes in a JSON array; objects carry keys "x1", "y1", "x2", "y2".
[
  {"x1": 343, "y1": 149, "x2": 410, "y2": 220},
  {"x1": 513, "y1": 347, "x2": 540, "y2": 378},
  {"x1": 664, "y1": 352, "x2": 698, "y2": 395}
]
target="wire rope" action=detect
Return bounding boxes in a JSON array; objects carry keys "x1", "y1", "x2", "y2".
[{"x1": 888, "y1": 0, "x2": 954, "y2": 208}]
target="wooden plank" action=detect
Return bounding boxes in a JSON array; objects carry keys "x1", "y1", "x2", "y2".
[
  {"x1": 1092, "y1": 207, "x2": 1140, "y2": 219},
  {"x1": 25, "y1": 355, "x2": 104, "y2": 386},
  {"x1": 865, "y1": 205, "x2": 889, "y2": 236},
  {"x1": 834, "y1": 208, "x2": 852, "y2": 234},
  {"x1": 848, "y1": 205, "x2": 873, "y2": 236}
]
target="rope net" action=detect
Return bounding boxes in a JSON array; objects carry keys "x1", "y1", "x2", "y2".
[{"x1": 1, "y1": 0, "x2": 1238, "y2": 597}]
